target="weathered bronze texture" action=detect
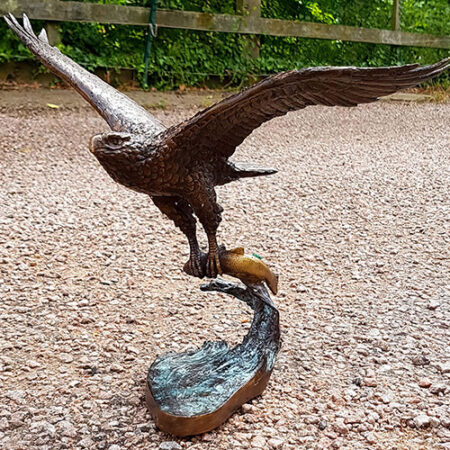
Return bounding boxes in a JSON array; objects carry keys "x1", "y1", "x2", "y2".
[
  {"x1": 5, "y1": 14, "x2": 449, "y2": 279},
  {"x1": 146, "y1": 279, "x2": 281, "y2": 437}
]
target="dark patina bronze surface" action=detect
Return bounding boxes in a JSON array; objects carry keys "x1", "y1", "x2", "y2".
[
  {"x1": 5, "y1": 14, "x2": 449, "y2": 279},
  {"x1": 146, "y1": 279, "x2": 281, "y2": 437}
]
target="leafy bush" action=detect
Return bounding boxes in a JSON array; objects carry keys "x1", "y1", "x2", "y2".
[{"x1": 0, "y1": 0, "x2": 448, "y2": 89}]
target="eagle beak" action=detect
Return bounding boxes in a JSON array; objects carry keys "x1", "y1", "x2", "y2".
[{"x1": 89, "y1": 135, "x2": 102, "y2": 154}]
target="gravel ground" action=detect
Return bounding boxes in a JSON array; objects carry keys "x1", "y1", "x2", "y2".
[{"x1": 0, "y1": 98, "x2": 449, "y2": 449}]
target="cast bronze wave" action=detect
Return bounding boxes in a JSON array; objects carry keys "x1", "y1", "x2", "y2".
[
  {"x1": 147, "y1": 279, "x2": 281, "y2": 437},
  {"x1": 5, "y1": 14, "x2": 449, "y2": 279}
]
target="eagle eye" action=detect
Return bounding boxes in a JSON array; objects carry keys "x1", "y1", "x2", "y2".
[{"x1": 107, "y1": 135, "x2": 122, "y2": 147}]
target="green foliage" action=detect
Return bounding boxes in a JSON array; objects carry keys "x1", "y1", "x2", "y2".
[
  {"x1": 0, "y1": 0, "x2": 448, "y2": 89},
  {"x1": 0, "y1": 22, "x2": 34, "y2": 63}
]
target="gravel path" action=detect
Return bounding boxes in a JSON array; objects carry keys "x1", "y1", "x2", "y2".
[{"x1": 0, "y1": 100, "x2": 449, "y2": 449}]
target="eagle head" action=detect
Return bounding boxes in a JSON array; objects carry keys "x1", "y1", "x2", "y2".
[
  {"x1": 89, "y1": 131, "x2": 147, "y2": 188},
  {"x1": 89, "y1": 132, "x2": 138, "y2": 156}
]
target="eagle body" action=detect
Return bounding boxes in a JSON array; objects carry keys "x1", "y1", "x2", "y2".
[
  {"x1": 92, "y1": 133, "x2": 240, "y2": 196},
  {"x1": 5, "y1": 13, "x2": 449, "y2": 279}
]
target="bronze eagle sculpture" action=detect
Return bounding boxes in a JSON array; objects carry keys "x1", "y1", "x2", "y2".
[{"x1": 5, "y1": 14, "x2": 449, "y2": 279}]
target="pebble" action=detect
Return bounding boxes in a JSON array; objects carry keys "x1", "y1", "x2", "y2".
[
  {"x1": 268, "y1": 438, "x2": 285, "y2": 448},
  {"x1": 438, "y1": 363, "x2": 450, "y2": 374},
  {"x1": 79, "y1": 438, "x2": 95, "y2": 448},
  {"x1": 30, "y1": 420, "x2": 56, "y2": 436},
  {"x1": 251, "y1": 436, "x2": 267, "y2": 448},
  {"x1": 333, "y1": 419, "x2": 349, "y2": 435},
  {"x1": 9, "y1": 412, "x2": 25, "y2": 428},
  {"x1": 412, "y1": 355, "x2": 431, "y2": 366},
  {"x1": 380, "y1": 392, "x2": 394, "y2": 404},
  {"x1": 430, "y1": 384, "x2": 447, "y2": 395},
  {"x1": 57, "y1": 420, "x2": 77, "y2": 438},
  {"x1": 414, "y1": 415, "x2": 431, "y2": 429},
  {"x1": 6, "y1": 391, "x2": 26, "y2": 403},
  {"x1": 159, "y1": 442, "x2": 182, "y2": 450},
  {"x1": 365, "y1": 432, "x2": 377, "y2": 444},
  {"x1": 59, "y1": 353, "x2": 74, "y2": 364},
  {"x1": 418, "y1": 378, "x2": 432, "y2": 388},
  {"x1": 0, "y1": 417, "x2": 9, "y2": 431},
  {"x1": 363, "y1": 378, "x2": 377, "y2": 387},
  {"x1": 241, "y1": 404, "x2": 254, "y2": 414},
  {"x1": 427, "y1": 301, "x2": 440, "y2": 310}
]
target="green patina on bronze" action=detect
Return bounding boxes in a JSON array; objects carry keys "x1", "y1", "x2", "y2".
[{"x1": 146, "y1": 279, "x2": 281, "y2": 437}]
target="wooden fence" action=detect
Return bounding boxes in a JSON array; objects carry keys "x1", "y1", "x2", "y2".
[{"x1": 1, "y1": 0, "x2": 449, "y2": 49}]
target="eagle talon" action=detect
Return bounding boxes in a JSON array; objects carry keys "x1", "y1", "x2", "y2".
[
  {"x1": 206, "y1": 251, "x2": 222, "y2": 279},
  {"x1": 183, "y1": 252, "x2": 206, "y2": 279}
]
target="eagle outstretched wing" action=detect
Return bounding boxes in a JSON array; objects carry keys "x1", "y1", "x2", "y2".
[
  {"x1": 4, "y1": 13, "x2": 165, "y2": 136},
  {"x1": 165, "y1": 59, "x2": 449, "y2": 158}
]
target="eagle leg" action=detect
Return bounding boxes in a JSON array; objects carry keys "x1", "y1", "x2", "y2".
[
  {"x1": 187, "y1": 187, "x2": 223, "y2": 279},
  {"x1": 206, "y1": 232, "x2": 222, "y2": 279},
  {"x1": 152, "y1": 196, "x2": 205, "y2": 278}
]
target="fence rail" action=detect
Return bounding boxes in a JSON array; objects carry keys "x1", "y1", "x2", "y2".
[{"x1": 1, "y1": 0, "x2": 449, "y2": 49}]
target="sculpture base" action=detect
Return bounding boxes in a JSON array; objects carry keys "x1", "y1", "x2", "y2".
[{"x1": 146, "y1": 280, "x2": 280, "y2": 437}]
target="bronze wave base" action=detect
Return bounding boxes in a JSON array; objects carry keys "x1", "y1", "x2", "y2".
[{"x1": 145, "y1": 279, "x2": 281, "y2": 437}]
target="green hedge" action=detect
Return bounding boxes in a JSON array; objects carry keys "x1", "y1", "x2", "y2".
[{"x1": 0, "y1": 0, "x2": 448, "y2": 89}]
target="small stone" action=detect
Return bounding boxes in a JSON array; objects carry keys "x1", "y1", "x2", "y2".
[
  {"x1": 0, "y1": 417, "x2": 9, "y2": 431},
  {"x1": 10, "y1": 412, "x2": 25, "y2": 428},
  {"x1": 365, "y1": 432, "x2": 376, "y2": 444},
  {"x1": 241, "y1": 404, "x2": 254, "y2": 413},
  {"x1": 109, "y1": 445, "x2": 121, "y2": 450},
  {"x1": 441, "y1": 417, "x2": 450, "y2": 429},
  {"x1": 375, "y1": 340, "x2": 389, "y2": 352},
  {"x1": 57, "y1": 420, "x2": 77, "y2": 438},
  {"x1": 304, "y1": 415, "x2": 319, "y2": 424},
  {"x1": 344, "y1": 388, "x2": 357, "y2": 398},
  {"x1": 333, "y1": 419, "x2": 349, "y2": 435},
  {"x1": 268, "y1": 438, "x2": 285, "y2": 448},
  {"x1": 30, "y1": 420, "x2": 56, "y2": 436},
  {"x1": 363, "y1": 378, "x2": 377, "y2": 387},
  {"x1": 380, "y1": 391, "x2": 394, "y2": 403},
  {"x1": 412, "y1": 355, "x2": 430, "y2": 366},
  {"x1": 427, "y1": 300, "x2": 440, "y2": 310},
  {"x1": 430, "y1": 384, "x2": 447, "y2": 395},
  {"x1": 438, "y1": 362, "x2": 450, "y2": 374},
  {"x1": 159, "y1": 442, "x2": 182, "y2": 450},
  {"x1": 366, "y1": 412, "x2": 380, "y2": 424},
  {"x1": 251, "y1": 436, "x2": 267, "y2": 448},
  {"x1": 344, "y1": 414, "x2": 363, "y2": 424},
  {"x1": 109, "y1": 363, "x2": 124, "y2": 373},
  {"x1": 318, "y1": 420, "x2": 327, "y2": 430},
  {"x1": 429, "y1": 417, "x2": 440, "y2": 427},
  {"x1": 414, "y1": 414, "x2": 431, "y2": 428},
  {"x1": 59, "y1": 353, "x2": 74, "y2": 364},
  {"x1": 390, "y1": 402, "x2": 404, "y2": 411},
  {"x1": 418, "y1": 378, "x2": 432, "y2": 388},
  {"x1": 27, "y1": 360, "x2": 41, "y2": 368},
  {"x1": 6, "y1": 390, "x2": 25, "y2": 403},
  {"x1": 79, "y1": 438, "x2": 95, "y2": 448}
]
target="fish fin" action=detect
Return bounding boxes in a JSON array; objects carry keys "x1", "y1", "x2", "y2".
[
  {"x1": 229, "y1": 247, "x2": 245, "y2": 255},
  {"x1": 266, "y1": 272, "x2": 279, "y2": 295}
]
